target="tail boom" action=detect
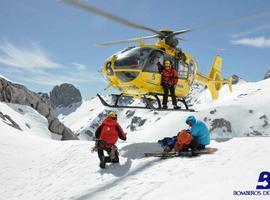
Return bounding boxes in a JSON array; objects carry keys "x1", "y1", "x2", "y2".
[{"x1": 195, "y1": 56, "x2": 232, "y2": 100}]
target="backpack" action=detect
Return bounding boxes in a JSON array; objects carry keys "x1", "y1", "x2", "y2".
[{"x1": 174, "y1": 130, "x2": 192, "y2": 151}]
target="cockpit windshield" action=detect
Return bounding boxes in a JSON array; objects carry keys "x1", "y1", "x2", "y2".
[{"x1": 114, "y1": 47, "x2": 152, "y2": 69}]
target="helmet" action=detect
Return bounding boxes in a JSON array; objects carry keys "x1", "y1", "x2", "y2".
[
  {"x1": 164, "y1": 60, "x2": 171, "y2": 67},
  {"x1": 108, "y1": 111, "x2": 117, "y2": 119}
]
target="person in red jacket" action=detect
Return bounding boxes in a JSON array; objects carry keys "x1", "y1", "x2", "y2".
[
  {"x1": 94, "y1": 111, "x2": 126, "y2": 169},
  {"x1": 158, "y1": 60, "x2": 180, "y2": 109}
]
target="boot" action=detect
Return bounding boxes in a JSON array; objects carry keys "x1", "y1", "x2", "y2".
[
  {"x1": 162, "y1": 105, "x2": 168, "y2": 109},
  {"x1": 99, "y1": 156, "x2": 106, "y2": 169},
  {"x1": 173, "y1": 105, "x2": 181, "y2": 109}
]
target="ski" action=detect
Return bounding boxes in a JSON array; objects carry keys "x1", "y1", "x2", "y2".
[{"x1": 144, "y1": 148, "x2": 217, "y2": 158}]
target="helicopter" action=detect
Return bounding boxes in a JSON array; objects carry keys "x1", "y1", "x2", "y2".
[{"x1": 62, "y1": 0, "x2": 233, "y2": 111}]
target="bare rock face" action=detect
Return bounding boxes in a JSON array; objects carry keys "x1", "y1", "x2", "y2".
[
  {"x1": 130, "y1": 116, "x2": 147, "y2": 131},
  {"x1": 264, "y1": 70, "x2": 270, "y2": 79},
  {"x1": 231, "y1": 74, "x2": 240, "y2": 85},
  {"x1": 0, "y1": 112, "x2": 22, "y2": 130},
  {"x1": 209, "y1": 118, "x2": 232, "y2": 133},
  {"x1": 37, "y1": 92, "x2": 51, "y2": 106},
  {"x1": 50, "y1": 83, "x2": 82, "y2": 108},
  {"x1": 0, "y1": 77, "x2": 78, "y2": 140}
]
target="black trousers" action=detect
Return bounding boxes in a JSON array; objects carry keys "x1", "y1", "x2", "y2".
[
  {"x1": 97, "y1": 147, "x2": 119, "y2": 163},
  {"x1": 162, "y1": 83, "x2": 177, "y2": 106},
  {"x1": 185, "y1": 138, "x2": 205, "y2": 151}
]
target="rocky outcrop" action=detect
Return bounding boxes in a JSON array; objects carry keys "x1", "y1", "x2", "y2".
[
  {"x1": 0, "y1": 112, "x2": 22, "y2": 130},
  {"x1": 209, "y1": 118, "x2": 232, "y2": 133},
  {"x1": 0, "y1": 77, "x2": 78, "y2": 140},
  {"x1": 264, "y1": 70, "x2": 270, "y2": 79},
  {"x1": 186, "y1": 83, "x2": 205, "y2": 106},
  {"x1": 50, "y1": 83, "x2": 82, "y2": 108},
  {"x1": 231, "y1": 74, "x2": 240, "y2": 85},
  {"x1": 129, "y1": 116, "x2": 147, "y2": 131},
  {"x1": 37, "y1": 92, "x2": 51, "y2": 106}
]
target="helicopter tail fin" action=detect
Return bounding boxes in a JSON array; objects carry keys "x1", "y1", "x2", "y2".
[{"x1": 207, "y1": 55, "x2": 232, "y2": 99}]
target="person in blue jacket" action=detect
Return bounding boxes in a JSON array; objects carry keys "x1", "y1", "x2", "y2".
[{"x1": 185, "y1": 115, "x2": 210, "y2": 150}]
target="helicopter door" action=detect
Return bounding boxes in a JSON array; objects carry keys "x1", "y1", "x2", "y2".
[
  {"x1": 177, "y1": 59, "x2": 196, "y2": 85},
  {"x1": 142, "y1": 50, "x2": 164, "y2": 86},
  {"x1": 177, "y1": 60, "x2": 189, "y2": 80}
]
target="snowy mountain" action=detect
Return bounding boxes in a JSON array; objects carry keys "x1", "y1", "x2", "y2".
[
  {"x1": 57, "y1": 78, "x2": 270, "y2": 141},
  {"x1": 1, "y1": 75, "x2": 270, "y2": 199},
  {"x1": 0, "y1": 76, "x2": 78, "y2": 140},
  {"x1": 0, "y1": 102, "x2": 60, "y2": 139},
  {"x1": 265, "y1": 70, "x2": 270, "y2": 79},
  {"x1": 1, "y1": 106, "x2": 270, "y2": 199}
]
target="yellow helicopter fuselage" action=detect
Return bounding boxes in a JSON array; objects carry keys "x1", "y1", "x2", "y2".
[{"x1": 102, "y1": 39, "x2": 232, "y2": 100}]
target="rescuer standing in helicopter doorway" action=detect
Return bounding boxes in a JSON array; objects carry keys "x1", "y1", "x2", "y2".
[{"x1": 158, "y1": 60, "x2": 180, "y2": 109}]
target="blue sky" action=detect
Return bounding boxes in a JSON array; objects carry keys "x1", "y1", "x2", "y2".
[{"x1": 0, "y1": 0, "x2": 270, "y2": 99}]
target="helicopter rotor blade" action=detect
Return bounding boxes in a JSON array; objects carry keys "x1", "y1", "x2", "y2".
[
  {"x1": 170, "y1": 29, "x2": 192, "y2": 37},
  {"x1": 61, "y1": 0, "x2": 163, "y2": 35},
  {"x1": 175, "y1": 37, "x2": 189, "y2": 42},
  {"x1": 194, "y1": 10, "x2": 270, "y2": 31},
  {"x1": 96, "y1": 35, "x2": 160, "y2": 46}
]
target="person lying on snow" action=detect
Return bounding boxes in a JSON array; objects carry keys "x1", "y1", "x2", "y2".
[
  {"x1": 158, "y1": 130, "x2": 192, "y2": 154},
  {"x1": 92, "y1": 111, "x2": 127, "y2": 169},
  {"x1": 158, "y1": 115, "x2": 210, "y2": 156}
]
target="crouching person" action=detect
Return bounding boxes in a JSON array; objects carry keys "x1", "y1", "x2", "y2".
[
  {"x1": 93, "y1": 111, "x2": 126, "y2": 169},
  {"x1": 185, "y1": 115, "x2": 210, "y2": 151}
]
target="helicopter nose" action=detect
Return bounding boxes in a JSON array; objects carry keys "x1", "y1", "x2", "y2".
[{"x1": 105, "y1": 62, "x2": 114, "y2": 76}]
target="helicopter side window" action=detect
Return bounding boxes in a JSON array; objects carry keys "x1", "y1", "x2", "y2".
[
  {"x1": 178, "y1": 61, "x2": 189, "y2": 79},
  {"x1": 114, "y1": 47, "x2": 152, "y2": 69},
  {"x1": 143, "y1": 50, "x2": 163, "y2": 73}
]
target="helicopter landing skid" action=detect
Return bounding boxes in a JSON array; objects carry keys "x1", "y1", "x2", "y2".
[{"x1": 97, "y1": 94, "x2": 195, "y2": 112}]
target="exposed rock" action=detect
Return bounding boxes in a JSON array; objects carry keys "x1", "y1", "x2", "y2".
[
  {"x1": 130, "y1": 116, "x2": 147, "y2": 131},
  {"x1": 0, "y1": 112, "x2": 22, "y2": 130},
  {"x1": 209, "y1": 118, "x2": 232, "y2": 133},
  {"x1": 264, "y1": 70, "x2": 270, "y2": 79},
  {"x1": 120, "y1": 96, "x2": 134, "y2": 106},
  {"x1": 37, "y1": 92, "x2": 51, "y2": 106},
  {"x1": 25, "y1": 123, "x2": 31, "y2": 129},
  {"x1": 155, "y1": 117, "x2": 161, "y2": 122},
  {"x1": 262, "y1": 120, "x2": 269, "y2": 128},
  {"x1": 259, "y1": 115, "x2": 267, "y2": 120},
  {"x1": 89, "y1": 110, "x2": 110, "y2": 133},
  {"x1": 85, "y1": 130, "x2": 94, "y2": 138},
  {"x1": 231, "y1": 74, "x2": 240, "y2": 85},
  {"x1": 0, "y1": 77, "x2": 78, "y2": 140},
  {"x1": 186, "y1": 83, "x2": 205, "y2": 106},
  {"x1": 110, "y1": 95, "x2": 134, "y2": 106},
  {"x1": 210, "y1": 109, "x2": 217, "y2": 114},
  {"x1": 50, "y1": 83, "x2": 82, "y2": 108},
  {"x1": 258, "y1": 115, "x2": 269, "y2": 128},
  {"x1": 249, "y1": 130, "x2": 262, "y2": 136},
  {"x1": 126, "y1": 110, "x2": 135, "y2": 119}
]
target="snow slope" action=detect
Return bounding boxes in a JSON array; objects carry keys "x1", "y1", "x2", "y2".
[
  {"x1": 0, "y1": 102, "x2": 57, "y2": 139},
  {"x1": 1, "y1": 77, "x2": 270, "y2": 199},
  {"x1": 58, "y1": 78, "x2": 270, "y2": 141},
  {"x1": 1, "y1": 126, "x2": 270, "y2": 200}
]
